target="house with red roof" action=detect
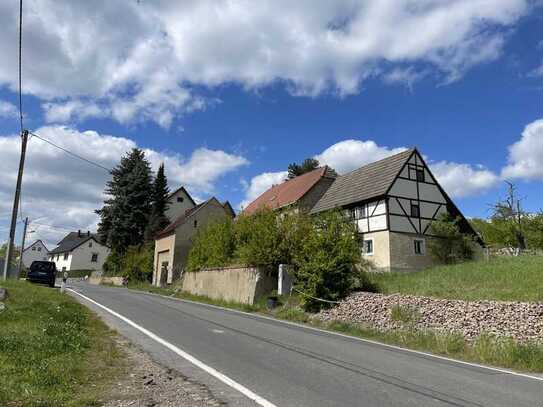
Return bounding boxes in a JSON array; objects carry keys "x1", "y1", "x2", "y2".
[{"x1": 242, "y1": 166, "x2": 337, "y2": 215}]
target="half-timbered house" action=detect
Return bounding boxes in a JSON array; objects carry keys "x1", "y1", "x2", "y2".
[{"x1": 311, "y1": 148, "x2": 481, "y2": 271}]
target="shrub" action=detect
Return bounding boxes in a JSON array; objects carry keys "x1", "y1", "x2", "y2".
[
  {"x1": 291, "y1": 210, "x2": 366, "y2": 312},
  {"x1": 233, "y1": 209, "x2": 282, "y2": 268},
  {"x1": 187, "y1": 219, "x2": 235, "y2": 271},
  {"x1": 103, "y1": 244, "x2": 154, "y2": 282},
  {"x1": 429, "y1": 213, "x2": 476, "y2": 264}
]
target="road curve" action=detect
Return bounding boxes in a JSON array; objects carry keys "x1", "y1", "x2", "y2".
[{"x1": 68, "y1": 282, "x2": 543, "y2": 407}]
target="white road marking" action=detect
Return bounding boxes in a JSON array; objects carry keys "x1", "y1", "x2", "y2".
[
  {"x1": 139, "y1": 290, "x2": 543, "y2": 383},
  {"x1": 67, "y1": 288, "x2": 277, "y2": 407}
]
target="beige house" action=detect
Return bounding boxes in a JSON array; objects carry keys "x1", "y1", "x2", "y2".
[
  {"x1": 21, "y1": 239, "x2": 49, "y2": 268},
  {"x1": 152, "y1": 195, "x2": 234, "y2": 286},
  {"x1": 311, "y1": 148, "x2": 482, "y2": 271}
]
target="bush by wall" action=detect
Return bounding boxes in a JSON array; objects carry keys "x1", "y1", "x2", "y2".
[
  {"x1": 102, "y1": 243, "x2": 154, "y2": 282},
  {"x1": 187, "y1": 219, "x2": 235, "y2": 272},
  {"x1": 429, "y1": 213, "x2": 476, "y2": 264}
]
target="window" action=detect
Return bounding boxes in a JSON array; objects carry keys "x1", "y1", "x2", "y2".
[
  {"x1": 410, "y1": 203, "x2": 420, "y2": 218},
  {"x1": 416, "y1": 169, "x2": 425, "y2": 182},
  {"x1": 62, "y1": 267, "x2": 66, "y2": 272},
  {"x1": 362, "y1": 239, "x2": 374, "y2": 255},
  {"x1": 177, "y1": 196, "x2": 184, "y2": 202},
  {"x1": 37, "y1": 247, "x2": 41, "y2": 252},
  {"x1": 193, "y1": 220, "x2": 198, "y2": 228},
  {"x1": 32, "y1": 246, "x2": 36, "y2": 251},
  {"x1": 356, "y1": 206, "x2": 367, "y2": 219},
  {"x1": 63, "y1": 253, "x2": 69, "y2": 260},
  {"x1": 88, "y1": 241, "x2": 93, "y2": 248},
  {"x1": 91, "y1": 253, "x2": 98, "y2": 263},
  {"x1": 414, "y1": 239, "x2": 425, "y2": 255}
]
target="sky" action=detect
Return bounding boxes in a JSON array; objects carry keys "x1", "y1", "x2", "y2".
[{"x1": 1, "y1": 0, "x2": 543, "y2": 249}]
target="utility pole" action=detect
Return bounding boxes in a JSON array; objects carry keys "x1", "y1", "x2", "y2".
[
  {"x1": 17, "y1": 217, "x2": 28, "y2": 277},
  {"x1": 3, "y1": 130, "x2": 29, "y2": 280}
]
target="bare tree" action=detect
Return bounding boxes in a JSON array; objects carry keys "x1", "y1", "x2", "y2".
[{"x1": 490, "y1": 181, "x2": 526, "y2": 252}]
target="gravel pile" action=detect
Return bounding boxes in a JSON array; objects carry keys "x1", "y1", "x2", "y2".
[{"x1": 316, "y1": 292, "x2": 543, "y2": 343}]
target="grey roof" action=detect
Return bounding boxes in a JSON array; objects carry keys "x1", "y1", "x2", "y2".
[
  {"x1": 49, "y1": 232, "x2": 100, "y2": 254},
  {"x1": 311, "y1": 149, "x2": 414, "y2": 213}
]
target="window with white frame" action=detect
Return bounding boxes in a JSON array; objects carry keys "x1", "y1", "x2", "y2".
[
  {"x1": 362, "y1": 238, "x2": 374, "y2": 255},
  {"x1": 414, "y1": 238, "x2": 425, "y2": 255},
  {"x1": 63, "y1": 252, "x2": 69, "y2": 260}
]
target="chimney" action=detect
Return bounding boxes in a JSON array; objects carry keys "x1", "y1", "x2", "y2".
[
  {"x1": 87, "y1": 231, "x2": 90, "y2": 237},
  {"x1": 78, "y1": 230, "x2": 81, "y2": 237}
]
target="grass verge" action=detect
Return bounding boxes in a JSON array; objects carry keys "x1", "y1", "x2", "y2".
[
  {"x1": 123, "y1": 281, "x2": 543, "y2": 373},
  {"x1": 0, "y1": 280, "x2": 125, "y2": 406},
  {"x1": 367, "y1": 256, "x2": 543, "y2": 302}
]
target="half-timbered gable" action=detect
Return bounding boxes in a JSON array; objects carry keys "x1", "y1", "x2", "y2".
[{"x1": 312, "y1": 148, "x2": 480, "y2": 271}]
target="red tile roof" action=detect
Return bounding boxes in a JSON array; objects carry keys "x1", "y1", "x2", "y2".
[{"x1": 242, "y1": 166, "x2": 335, "y2": 215}]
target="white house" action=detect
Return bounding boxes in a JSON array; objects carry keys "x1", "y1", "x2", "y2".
[
  {"x1": 311, "y1": 148, "x2": 482, "y2": 271},
  {"x1": 48, "y1": 230, "x2": 110, "y2": 273},
  {"x1": 21, "y1": 239, "x2": 49, "y2": 268}
]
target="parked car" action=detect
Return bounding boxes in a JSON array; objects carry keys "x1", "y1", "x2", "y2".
[{"x1": 27, "y1": 261, "x2": 57, "y2": 288}]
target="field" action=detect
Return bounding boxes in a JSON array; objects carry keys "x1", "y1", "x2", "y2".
[
  {"x1": 368, "y1": 255, "x2": 543, "y2": 302},
  {"x1": 0, "y1": 280, "x2": 124, "y2": 406}
]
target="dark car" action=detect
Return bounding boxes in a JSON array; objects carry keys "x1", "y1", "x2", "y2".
[{"x1": 27, "y1": 261, "x2": 57, "y2": 288}]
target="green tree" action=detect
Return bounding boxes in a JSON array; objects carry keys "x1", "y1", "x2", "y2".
[
  {"x1": 187, "y1": 219, "x2": 235, "y2": 271},
  {"x1": 429, "y1": 213, "x2": 476, "y2": 264},
  {"x1": 0, "y1": 243, "x2": 20, "y2": 266},
  {"x1": 287, "y1": 158, "x2": 320, "y2": 179},
  {"x1": 96, "y1": 148, "x2": 153, "y2": 253},
  {"x1": 490, "y1": 181, "x2": 526, "y2": 250},
  {"x1": 145, "y1": 163, "x2": 171, "y2": 241},
  {"x1": 291, "y1": 210, "x2": 365, "y2": 312}
]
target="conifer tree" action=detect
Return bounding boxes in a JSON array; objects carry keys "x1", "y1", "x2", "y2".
[
  {"x1": 96, "y1": 148, "x2": 153, "y2": 252},
  {"x1": 145, "y1": 163, "x2": 171, "y2": 240}
]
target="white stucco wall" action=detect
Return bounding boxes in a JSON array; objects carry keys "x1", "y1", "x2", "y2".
[
  {"x1": 49, "y1": 238, "x2": 109, "y2": 272},
  {"x1": 22, "y1": 240, "x2": 49, "y2": 268}
]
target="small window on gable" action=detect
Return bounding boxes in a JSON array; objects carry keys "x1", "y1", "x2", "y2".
[
  {"x1": 414, "y1": 239, "x2": 425, "y2": 255},
  {"x1": 91, "y1": 253, "x2": 98, "y2": 262},
  {"x1": 37, "y1": 247, "x2": 41, "y2": 252},
  {"x1": 177, "y1": 196, "x2": 184, "y2": 203},
  {"x1": 88, "y1": 241, "x2": 93, "y2": 248},
  {"x1": 362, "y1": 239, "x2": 374, "y2": 255},
  {"x1": 32, "y1": 247, "x2": 36, "y2": 251},
  {"x1": 416, "y1": 169, "x2": 425, "y2": 182},
  {"x1": 193, "y1": 220, "x2": 198, "y2": 228},
  {"x1": 410, "y1": 203, "x2": 420, "y2": 218}
]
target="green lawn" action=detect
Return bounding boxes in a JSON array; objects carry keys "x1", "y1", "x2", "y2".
[
  {"x1": 368, "y1": 256, "x2": 543, "y2": 302},
  {"x1": 0, "y1": 280, "x2": 125, "y2": 406}
]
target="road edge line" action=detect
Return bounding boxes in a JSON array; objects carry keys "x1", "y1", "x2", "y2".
[
  {"x1": 67, "y1": 288, "x2": 277, "y2": 407},
  {"x1": 134, "y1": 288, "x2": 543, "y2": 383}
]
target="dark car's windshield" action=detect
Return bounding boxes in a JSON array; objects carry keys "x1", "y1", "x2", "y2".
[{"x1": 30, "y1": 262, "x2": 54, "y2": 273}]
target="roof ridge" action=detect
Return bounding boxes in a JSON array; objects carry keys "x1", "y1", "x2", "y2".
[{"x1": 335, "y1": 148, "x2": 414, "y2": 179}]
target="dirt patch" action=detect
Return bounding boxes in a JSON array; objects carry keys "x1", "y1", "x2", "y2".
[{"x1": 103, "y1": 338, "x2": 224, "y2": 407}]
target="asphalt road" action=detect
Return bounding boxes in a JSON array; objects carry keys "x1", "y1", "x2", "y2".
[{"x1": 68, "y1": 282, "x2": 543, "y2": 407}]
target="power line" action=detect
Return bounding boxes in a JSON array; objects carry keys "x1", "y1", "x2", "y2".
[
  {"x1": 29, "y1": 131, "x2": 113, "y2": 173},
  {"x1": 18, "y1": 0, "x2": 23, "y2": 133}
]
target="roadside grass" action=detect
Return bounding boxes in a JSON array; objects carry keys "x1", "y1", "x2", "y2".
[
  {"x1": 0, "y1": 280, "x2": 125, "y2": 406},
  {"x1": 368, "y1": 256, "x2": 543, "y2": 302},
  {"x1": 116, "y1": 280, "x2": 543, "y2": 372}
]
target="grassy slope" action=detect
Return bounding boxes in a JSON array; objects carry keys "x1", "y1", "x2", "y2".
[
  {"x1": 368, "y1": 256, "x2": 543, "y2": 302},
  {"x1": 0, "y1": 280, "x2": 125, "y2": 406}
]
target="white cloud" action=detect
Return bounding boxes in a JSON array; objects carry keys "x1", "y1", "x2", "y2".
[
  {"x1": 501, "y1": 118, "x2": 543, "y2": 180},
  {"x1": 239, "y1": 171, "x2": 287, "y2": 210},
  {"x1": 429, "y1": 161, "x2": 500, "y2": 198},
  {"x1": 0, "y1": 100, "x2": 17, "y2": 118},
  {"x1": 315, "y1": 139, "x2": 407, "y2": 174},
  {"x1": 0, "y1": 126, "x2": 248, "y2": 247},
  {"x1": 0, "y1": 0, "x2": 532, "y2": 127},
  {"x1": 528, "y1": 62, "x2": 543, "y2": 78}
]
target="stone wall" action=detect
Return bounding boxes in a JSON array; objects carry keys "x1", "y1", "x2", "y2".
[
  {"x1": 88, "y1": 276, "x2": 125, "y2": 286},
  {"x1": 181, "y1": 266, "x2": 277, "y2": 305},
  {"x1": 317, "y1": 291, "x2": 543, "y2": 343}
]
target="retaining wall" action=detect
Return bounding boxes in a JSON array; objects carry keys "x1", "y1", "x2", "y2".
[{"x1": 181, "y1": 266, "x2": 276, "y2": 305}]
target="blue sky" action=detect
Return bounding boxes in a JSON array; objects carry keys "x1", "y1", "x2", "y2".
[{"x1": 1, "y1": 0, "x2": 543, "y2": 248}]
